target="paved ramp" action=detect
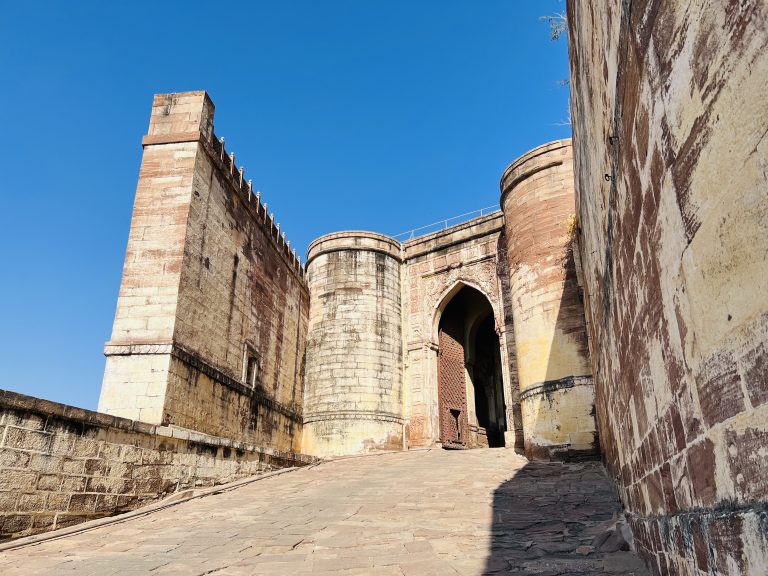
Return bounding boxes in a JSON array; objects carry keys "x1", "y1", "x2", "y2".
[{"x1": 0, "y1": 449, "x2": 648, "y2": 575}]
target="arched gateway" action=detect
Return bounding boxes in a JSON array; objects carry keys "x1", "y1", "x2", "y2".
[{"x1": 436, "y1": 285, "x2": 506, "y2": 448}]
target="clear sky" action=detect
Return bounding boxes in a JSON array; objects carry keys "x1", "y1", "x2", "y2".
[{"x1": 0, "y1": 1, "x2": 570, "y2": 410}]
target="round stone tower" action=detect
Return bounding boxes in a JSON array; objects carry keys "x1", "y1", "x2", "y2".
[
  {"x1": 500, "y1": 139, "x2": 597, "y2": 460},
  {"x1": 301, "y1": 231, "x2": 404, "y2": 457}
]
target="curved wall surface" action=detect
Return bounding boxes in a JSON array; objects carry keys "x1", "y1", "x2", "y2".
[
  {"x1": 301, "y1": 231, "x2": 404, "y2": 457},
  {"x1": 500, "y1": 139, "x2": 597, "y2": 460}
]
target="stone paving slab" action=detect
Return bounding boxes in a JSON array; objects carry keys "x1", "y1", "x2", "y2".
[{"x1": 0, "y1": 449, "x2": 649, "y2": 575}]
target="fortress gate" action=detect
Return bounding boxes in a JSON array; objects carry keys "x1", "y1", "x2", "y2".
[{"x1": 98, "y1": 93, "x2": 598, "y2": 463}]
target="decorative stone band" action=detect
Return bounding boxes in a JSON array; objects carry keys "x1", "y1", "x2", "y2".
[
  {"x1": 518, "y1": 374, "x2": 593, "y2": 402},
  {"x1": 104, "y1": 342, "x2": 303, "y2": 423},
  {"x1": 141, "y1": 131, "x2": 203, "y2": 147},
  {"x1": 303, "y1": 410, "x2": 405, "y2": 425},
  {"x1": 104, "y1": 343, "x2": 174, "y2": 355},
  {"x1": 306, "y1": 230, "x2": 403, "y2": 266},
  {"x1": 499, "y1": 139, "x2": 572, "y2": 207},
  {"x1": 625, "y1": 500, "x2": 768, "y2": 525}
]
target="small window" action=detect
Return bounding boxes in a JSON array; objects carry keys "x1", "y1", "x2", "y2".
[{"x1": 243, "y1": 347, "x2": 261, "y2": 388}]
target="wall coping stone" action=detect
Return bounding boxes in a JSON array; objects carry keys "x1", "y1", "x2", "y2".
[
  {"x1": 402, "y1": 211, "x2": 504, "y2": 261},
  {"x1": 499, "y1": 139, "x2": 572, "y2": 207},
  {"x1": 306, "y1": 230, "x2": 403, "y2": 265}
]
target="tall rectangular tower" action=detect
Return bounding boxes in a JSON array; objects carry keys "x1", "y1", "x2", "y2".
[
  {"x1": 99, "y1": 92, "x2": 211, "y2": 425},
  {"x1": 99, "y1": 92, "x2": 309, "y2": 452}
]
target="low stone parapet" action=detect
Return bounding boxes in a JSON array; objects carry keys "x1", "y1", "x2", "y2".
[{"x1": 0, "y1": 389, "x2": 316, "y2": 541}]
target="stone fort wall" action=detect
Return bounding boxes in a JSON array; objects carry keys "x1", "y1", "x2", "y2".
[
  {"x1": 302, "y1": 232, "x2": 404, "y2": 456},
  {"x1": 93, "y1": 92, "x2": 598, "y2": 464},
  {"x1": 0, "y1": 4, "x2": 765, "y2": 569},
  {"x1": 500, "y1": 140, "x2": 596, "y2": 461},
  {"x1": 0, "y1": 390, "x2": 313, "y2": 542},
  {"x1": 301, "y1": 140, "x2": 597, "y2": 459},
  {"x1": 1, "y1": 93, "x2": 320, "y2": 540},
  {"x1": 99, "y1": 92, "x2": 309, "y2": 454},
  {"x1": 0, "y1": 87, "x2": 666, "y2": 549},
  {"x1": 569, "y1": 2, "x2": 768, "y2": 574},
  {"x1": 401, "y1": 212, "x2": 519, "y2": 451}
]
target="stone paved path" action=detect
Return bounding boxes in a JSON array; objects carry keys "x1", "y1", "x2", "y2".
[{"x1": 0, "y1": 449, "x2": 648, "y2": 575}]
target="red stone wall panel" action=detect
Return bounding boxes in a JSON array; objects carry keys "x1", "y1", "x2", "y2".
[{"x1": 569, "y1": 1, "x2": 768, "y2": 573}]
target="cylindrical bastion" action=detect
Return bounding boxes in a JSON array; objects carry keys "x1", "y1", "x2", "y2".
[
  {"x1": 301, "y1": 231, "x2": 404, "y2": 457},
  {"x1": 500, "y1": 139, "x2": 597, "y2": 460}
]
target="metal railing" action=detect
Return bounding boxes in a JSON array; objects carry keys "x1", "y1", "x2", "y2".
[{"x1": 391, "y1": 205, "x2": 500, "y2": 241}]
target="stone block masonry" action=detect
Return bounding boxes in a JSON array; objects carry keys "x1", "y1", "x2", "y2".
[
  {"x1": 0, "y1": 389, "x2": 314, "y2": 541},
  {"x1": 99, "y1": 91, "x2": 309, "y2": 454},
  {"x1": 302, "y1": 232, "x2": 404, "y2": 456},
  {"x1": 97, "y1": 91, "x2": 602, "y2": 462},
  {"x1": 500, "y1": 140, "x2": 597, "y2": 461},
  {"x1": 401, "y1": 212, "x2": 522, "y2": 451},
  {"x1": 569, "y1": 1, "x2": 768, "y2": 574}
]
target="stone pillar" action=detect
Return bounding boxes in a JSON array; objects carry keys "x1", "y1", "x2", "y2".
[
  {"x1": 500, "y1": 139, "x2": 597, "y2": 460},
  {"x1": 98, "y1": 92, "x2": 214, "y2": 424},
  {"x1": 301, "y1": 232, "x2": 404, "y2": 457}
]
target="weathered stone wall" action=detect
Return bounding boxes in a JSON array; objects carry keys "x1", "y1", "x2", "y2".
[
  {"x1": 401, "y1": 213, "x2": 521, "y2": 450},
  {"x1": 299, "y1": 154, "x2": 596, "y2": 457},
  {"x1": 569, "y1": 2, "x2": 768, "y2": 574},
  {"x1": 0, "y1": 390, "x2": 313, "y2": 541},
  {"x1": 100, "y1": 92, "x2": 309, "y2": 453},
  {"x1": 500, "y1": 140, "x2": 596, "y2": 461},
  {"x1": 99, "y1": 92, "x2": 210, "y2": 425},
  {"x1": 95, "y1": 92, "x2": 600, "y2": 465},
  {"x1": 302, "y1": 232, "x2": 404, "y2": 457}
]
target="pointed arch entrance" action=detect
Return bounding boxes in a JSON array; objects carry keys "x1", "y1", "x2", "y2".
[{"x1": 436, "y1": 284, "x2": 506, "y2": 448}]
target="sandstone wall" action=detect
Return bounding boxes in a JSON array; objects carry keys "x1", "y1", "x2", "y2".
[
  {"x1": 0, "y1": 390, "x2": 312, "y2": 541},
  {"x1": 569, "y1": 2, "x2": 768, "y2": 574},
  {"x1": 401, "y1": 213, "x2": 521, "y2": 450},
  {"x1": 100, "y1": 92, "x2": 308, "y2": 453},
  {"x1": 302, "y1": 232, "x2": 404, "y2": 457},
  {"x1": 99, "y1": 92, "x2": 210, "y2": 424},
  {"x1": 500, "y1": 140, "x2": 596, "y2": 460}
]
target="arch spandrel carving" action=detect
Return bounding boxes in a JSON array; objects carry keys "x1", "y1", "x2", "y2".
[{"x1": 420, "y1": 260, "x2": 503, "y2": 346}]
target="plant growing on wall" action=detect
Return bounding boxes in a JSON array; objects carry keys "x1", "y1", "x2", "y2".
[
  {"x1": 540, "y1": 12, "x2": 567, "y2": 41},
  {"x1": 541, "y1": 8, "x2": 571, "y2": 126}
]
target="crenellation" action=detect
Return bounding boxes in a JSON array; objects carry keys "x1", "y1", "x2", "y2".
[{"x1": 204, "y1": 130, "x2": 304, "y2": 281}]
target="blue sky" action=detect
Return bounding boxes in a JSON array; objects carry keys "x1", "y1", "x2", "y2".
[{"x1": 0, "y1": 1, "x2": 570, "y2": 409}]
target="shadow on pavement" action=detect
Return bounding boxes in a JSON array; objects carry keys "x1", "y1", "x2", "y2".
[{"x1": 483, "y1": 460, "x2": 650, "y2": 575}]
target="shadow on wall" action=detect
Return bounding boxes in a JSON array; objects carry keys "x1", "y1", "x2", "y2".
[
  {"x1": 496, "y1": 233, "x2": 524, "y2": 454},
  {"x1": 523, "y1": 243, "x2": 598, "y2": 461},
  {"x1": 482, "y1": 460, "x2": 649, "y2": 575},
  {"x1": 542, "y1": 243, "x2": 592, "y2": 384}
]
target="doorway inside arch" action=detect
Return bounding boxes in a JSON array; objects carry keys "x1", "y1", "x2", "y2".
[{"x1": 437, "y1": 285, "x2": 507, "y2": 449}]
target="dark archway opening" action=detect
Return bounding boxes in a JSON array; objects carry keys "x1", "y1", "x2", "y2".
[
  {"x1": 437, "y1": 286, "x2": 506, "y2": 449},
  {"x1": 472, "y1": 313, "x2": 506, "y2": 447}
]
